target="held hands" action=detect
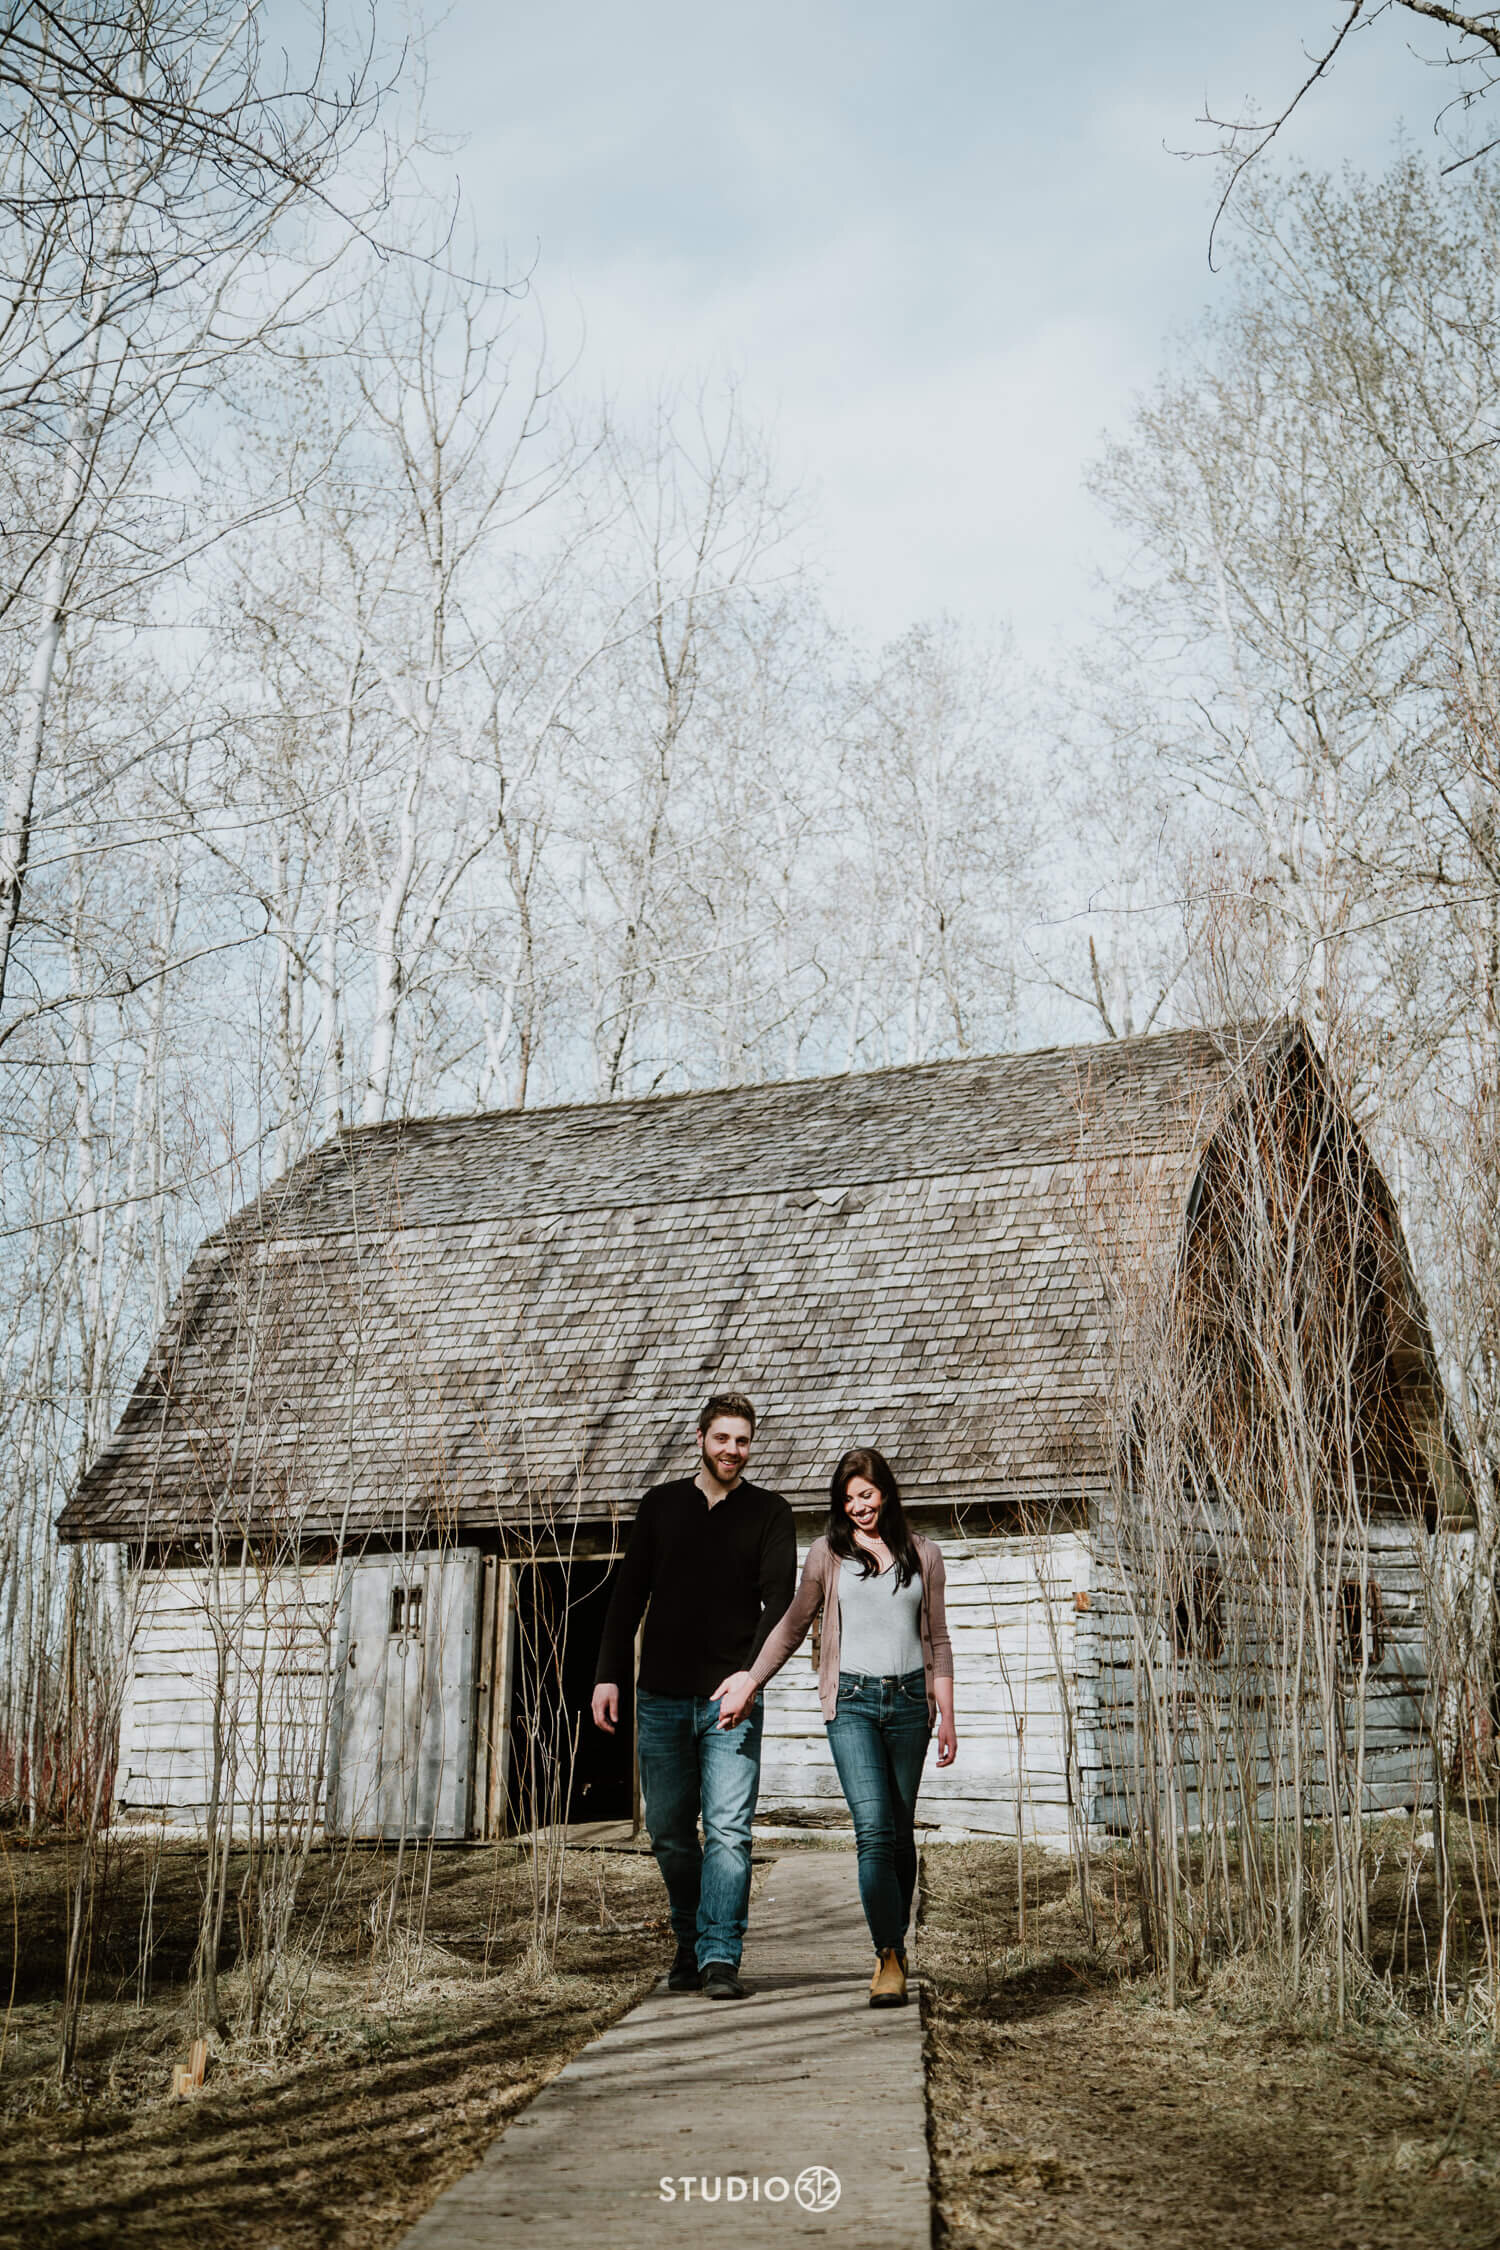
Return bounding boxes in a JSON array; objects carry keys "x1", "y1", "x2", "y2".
[
  {"x1": 592, "y1": 1683, "x2": 620, "y2": 1734},
  {"x1": 712, "y1": 1670, "x2": 758, "y2": 1726}
]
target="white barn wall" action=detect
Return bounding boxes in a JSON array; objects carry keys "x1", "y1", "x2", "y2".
[
  {"x1": 120, "y1": 1533, "x2": 1093, "y2": 1840},
  {"x1": 1074, "y1": 1519, "x2": 1439, "y2": 1833},
  {"x1": 757, "y1": 1530, "x2": 1087, "y2": 1840},
  {"x1": 116, "y1": 1522, "x2": 1442, "y2": 1842},
  {"x1": 116, "y1": 1562, "x2": 343, "y2": 1831}
]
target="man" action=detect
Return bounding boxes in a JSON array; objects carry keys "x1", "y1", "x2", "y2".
[{"x1": 592, "y1": 1392, "x2": 796, "y2": 1999}]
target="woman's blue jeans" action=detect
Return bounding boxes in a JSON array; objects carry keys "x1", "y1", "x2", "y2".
[
  {"x1": 825, "y1": 1668, "x2": 931, "y2": 1954},
  {"x1": 636, "y1": 1691, "x2": 763, "y2": 1970}
]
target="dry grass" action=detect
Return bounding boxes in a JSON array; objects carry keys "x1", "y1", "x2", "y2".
[
  {"x1": 14, "y1": 1823, "x2": 1500, "y2": 2249},
  {"x1": 0, "y1": 1834, "x2": 665, "y2": 2249},
  {"x1": 920, "y1": 1836, "x2": 1500, "y2": 2250}
]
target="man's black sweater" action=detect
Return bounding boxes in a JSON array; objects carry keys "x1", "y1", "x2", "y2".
[{"x1": 594, "y1": 1475, "x2": 798, "y2": 1699}]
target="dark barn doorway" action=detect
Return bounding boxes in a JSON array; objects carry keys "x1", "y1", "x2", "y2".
[{"x1": 506, "y1": 1559, "x2": 635, "y2": 1829}]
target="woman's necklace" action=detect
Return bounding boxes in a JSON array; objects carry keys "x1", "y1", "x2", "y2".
[{"x1": 854, "y1": 1529, "x2": 893, "y2": 1573}]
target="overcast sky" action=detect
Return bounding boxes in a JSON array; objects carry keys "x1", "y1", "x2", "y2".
[{"x1": 418, "y1": 3, "x2": 1460, "y2": 661}]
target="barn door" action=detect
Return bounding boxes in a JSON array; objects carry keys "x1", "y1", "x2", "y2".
[{"x1": 327, "y1": 1551, "x2": 479, "y2": 1840}]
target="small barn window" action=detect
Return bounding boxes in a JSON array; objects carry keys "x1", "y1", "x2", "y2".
[
  {"x1": 389, "y1": 1582, "x2": 424, "y2": 1639},
  {"x1": 1338, "y1": 1579, "x2": 1384, "y2": 1669},
  {"x1": 1170, "y1": 1566, "x2": 1223, "y2": 1661}
]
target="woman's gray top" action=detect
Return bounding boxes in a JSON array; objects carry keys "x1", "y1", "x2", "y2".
[{"x1": 836, "y1": 1559, "x2": 925, "y2": 1678}]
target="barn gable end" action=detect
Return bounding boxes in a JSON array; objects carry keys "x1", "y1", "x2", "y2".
[{"x1": 1077, "y1": 1029, "x2": 1467, "y2": 1837}]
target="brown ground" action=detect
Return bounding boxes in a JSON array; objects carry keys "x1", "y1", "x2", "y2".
[
  {"x1": 0, "y1": 1833, "x2": 666, "y2": 2249},
  {"x1": 10, "y1": 1829, "x2": 1500, "y2": 2248},
  {"x1": 920, "y1": 1841, "x2": 1500, "y2": 2250}
]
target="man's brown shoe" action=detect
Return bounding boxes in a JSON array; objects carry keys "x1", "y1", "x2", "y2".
[{"x1": 869, "y1": 1949, "x2": 908, "y2": 2008}]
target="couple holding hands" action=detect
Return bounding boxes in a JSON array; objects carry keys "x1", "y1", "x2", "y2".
[{"x1": 591, "y1": 1391, "x2": 956, "y2": 2010}]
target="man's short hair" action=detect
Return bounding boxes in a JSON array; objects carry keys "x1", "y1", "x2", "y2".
[{"x1": 698, "y1": 1391, "x2": 757, "y2": 1436}]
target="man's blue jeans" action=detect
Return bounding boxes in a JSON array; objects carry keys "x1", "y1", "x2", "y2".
[
  {"x1": 825, "y1": 1668, "x2": 931, "y2": 1954},
  {"x1": 636, "y1": 1691, "x2": 763, "y2": 1970}
]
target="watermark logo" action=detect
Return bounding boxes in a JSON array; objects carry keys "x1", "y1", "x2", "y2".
[
  {"x1": 795, "y1": 2166, "x2": 842, "y2": 2211},
  {"x1": 658, "y1": 2167, "x2": 842, "y2": 2210}
]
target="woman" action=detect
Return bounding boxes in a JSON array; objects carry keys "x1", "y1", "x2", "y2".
[{"x1": 713, "y1": 1446, "x2": 955, "y2": 2008}]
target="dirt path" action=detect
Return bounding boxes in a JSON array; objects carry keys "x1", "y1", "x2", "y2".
[
  {"x1": 921, "y1": 1844, "x2": 1500, "y2": 2250},
  {"x1": 396, "y1": 1851, "x2": 927, "y2": 2249}
]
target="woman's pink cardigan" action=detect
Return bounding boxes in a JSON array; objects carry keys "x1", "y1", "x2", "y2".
[{"x1": 744, "y1": 1533, "x2": 954, "y2": 1722}]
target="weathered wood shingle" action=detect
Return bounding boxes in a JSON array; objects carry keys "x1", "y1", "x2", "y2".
[{"x1": 58, "y1": 1025, "x2": 1242, "y2": 1544}]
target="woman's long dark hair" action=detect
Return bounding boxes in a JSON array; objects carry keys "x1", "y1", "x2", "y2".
[{"x1": 827, "y1": 1447, "x2": 919, "y2": 1584}]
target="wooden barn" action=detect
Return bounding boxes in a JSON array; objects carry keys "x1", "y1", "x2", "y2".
[{"x1": 56, "y1": 1021, "x2": 1470, "y2": 1843}]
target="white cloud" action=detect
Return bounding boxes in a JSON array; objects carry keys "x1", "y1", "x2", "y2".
[{"x1": 419, "y1": 0, "x2": 1467, "y2": 657}]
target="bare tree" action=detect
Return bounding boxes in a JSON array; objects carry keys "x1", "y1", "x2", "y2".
[
  {"x1": 0, "y1": 0, "x2": 390, "y2": 1017},
  {"x1": 1081, "y1": 149, "x2": 1500, "y2": 1496},
  {"x1": 198, "y1": 261, "x2": 584, "y2": 1151},
  {"x1": 831, "y1": 619, "x2": 1036, "y2": 1068},
  {"x1": 573, "y1": 391, "x2": 796, "y2": 1097},
  {"x1": 1206, "y1": 1, "x2": 1500, "y2": 241},
  {"x1": 1026, "y1": 702, "x2": 1193, "y2": 1043}
]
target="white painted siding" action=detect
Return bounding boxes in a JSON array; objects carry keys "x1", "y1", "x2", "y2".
[
  {"x1": 757, "y1": 1532, "x2": 1086, "y2": 1839},
  {"x1": 116, "y1": 1560, "x2": 343, "y2": 1832},
  {"x1": 118, "y1": 1551, "x2": 481, "y2": 1839},
  {"x1": 1074, "y1": 1519, "x2": 1439, "y2": 1831}
]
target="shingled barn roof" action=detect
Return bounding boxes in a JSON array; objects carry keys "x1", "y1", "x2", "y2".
[{"x1": 59, "y1": 1025, "x2": 1251, "y2": 1547}]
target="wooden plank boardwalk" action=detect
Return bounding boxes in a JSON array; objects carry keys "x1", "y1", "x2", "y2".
[{"x1": 397, "y1": 1850, "x2": 930, "y2": 2248}]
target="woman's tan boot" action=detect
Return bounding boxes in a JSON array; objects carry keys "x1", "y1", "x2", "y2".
[{"x1": 869, "y1": 1948, "x2": 908, "y2": 2008}]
